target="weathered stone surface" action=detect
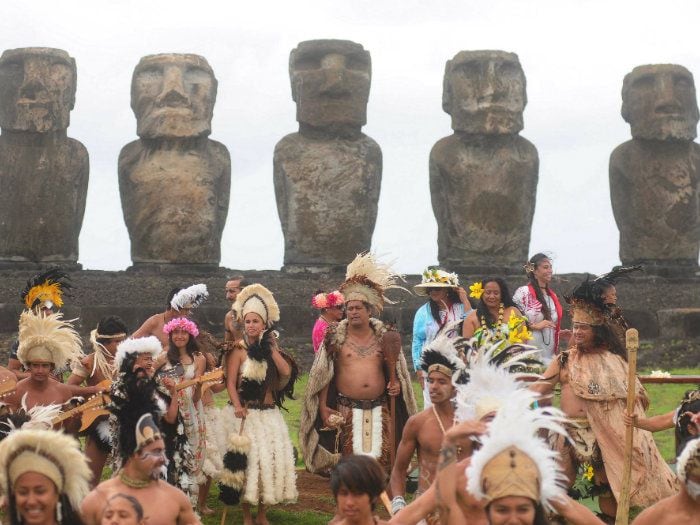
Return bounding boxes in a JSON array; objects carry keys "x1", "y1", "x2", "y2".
[
  {"x1": 610, "y1": 64, "x2": 700, "y2": 274},
  {"x1": 0, "y1": 48, "x2": 88, "y2": 265},
  {"x1": 274, "y1": 40, "x2": 381, "y2": 271},
  {"x1": 657, "y1": 308, "x2": 700, "y2": 338},
  {"x1": 119, "y1": 54, "x2": 230, "y2": 268},
  {"x1": 431, "y1": 51, "x2": 538, "y2": 273}
]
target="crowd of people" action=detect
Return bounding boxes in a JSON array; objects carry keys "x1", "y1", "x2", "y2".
[{"x1": 0, "y1": 253, "x2": 698, "y2": 525}]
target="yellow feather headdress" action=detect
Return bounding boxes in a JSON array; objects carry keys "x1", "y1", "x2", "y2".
[
  {"x1": 16, "y1": 311, "x2": 83, "y2": 369},
  {"x1": 340, "y1": 253, "x2": 409, "y2": 311},
  {"x1": 20, "y1": 268, "x2": 71, "y2": 310}
]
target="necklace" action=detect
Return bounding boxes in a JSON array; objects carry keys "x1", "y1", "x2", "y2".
[
  {"x1": 480, "y1": 303, "x2": 504, "y2": 338},
  {"x1": 119, "y1": 470, "x2": 153, "y2": 489},
  {"x1": 346, "y1": 335, "x2": 379, "y2": 358},
  {"x1": 432, "y1": 405, "x2": 448, "y2": 435}
]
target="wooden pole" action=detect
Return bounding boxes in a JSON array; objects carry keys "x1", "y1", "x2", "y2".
[
  {"x1": 380, "y1": 491, "x2": 394, "y2": 517},
  {"x1": 615, "y1": 328, "x2": 638, "y2": 525},
  {"x1": 382, "y1": 329, "x2": 401, "y2": 468}
]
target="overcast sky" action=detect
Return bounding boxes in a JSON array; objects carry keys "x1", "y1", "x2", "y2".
[{"x1": 3, "y1": 0, "x2": 700, "y2": 275}]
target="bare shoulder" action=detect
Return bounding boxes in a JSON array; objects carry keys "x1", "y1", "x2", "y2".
[
  {"x1": 631, "y1": 497, "x2": 673, "y2": 525},
  {"x1": 81, "y1": 480, "x2": 116, "y2": 514},
  {"x1": 505, "y1": 306, "x2": 522, "y2": 317}
]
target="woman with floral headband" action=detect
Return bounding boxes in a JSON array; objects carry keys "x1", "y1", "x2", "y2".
[
  {"x1": 156, "y1": 317, "x2": 206, "y2": 506},
  {"x1": 311, "y1": 290, "x2": 345, "y2": 354},
  {"x1": 412, "y1": 267, "x2": 471, "y2": 408},
  {"x1": 512, "y1": 253, "x2": 568, "y2": 365},
  {"x1": 462, "y1": 277, "x2": 523, "y2": 342}
]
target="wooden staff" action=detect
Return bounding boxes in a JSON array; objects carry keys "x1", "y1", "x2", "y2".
[
  {"x1": 383, "y1": 328, "x2": 402, "y2": 468},
  {"x1": 615, "y1": 328, "x2": 638, "y2": 525}
]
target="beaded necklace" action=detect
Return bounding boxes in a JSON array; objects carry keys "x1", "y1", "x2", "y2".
[
  {"x1": 480, "y1": 303, "x2": 504, "y2": 338},
  {"x1": 119, "y1": 470, "x2": 153, "y2": 489}
]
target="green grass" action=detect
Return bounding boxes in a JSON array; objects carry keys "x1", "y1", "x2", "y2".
[{"x1": 192, "y1": 368, "x2": 700, "y2": 522}]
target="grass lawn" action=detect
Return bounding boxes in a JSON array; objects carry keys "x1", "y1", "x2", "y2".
[{"x1": 206, "y1": 367, "x2": 698, "y2": 523}]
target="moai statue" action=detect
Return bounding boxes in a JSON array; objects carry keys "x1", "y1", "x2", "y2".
[
  {"x1": 274, "y1": 40, "x2": 381, "y2": 272},
  {"x1": 610, "y1": 64, "x2": 700, "y2": 275},
  {"x1": 119, "y1": 54, "x2": 230, "y2": 269},
  {"x1": 0, "y1": 48, "x2": 88, "y2": 267},
  {"x1": 430, "y1": 50, "x2": 538, "y2": 274}
]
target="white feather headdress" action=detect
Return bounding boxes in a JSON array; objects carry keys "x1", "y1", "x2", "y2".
[
  {"x1": 0, "y1": 428, "x2": 91, "y2": 510},
  {"x1": 0, "y1": 394, "x2": 62, "y2": 440},
  {"x1": 677, "y1": 437, "x2": 700, "y2": 483},
  {"x1": 419, "y1": 325, "x2": 469, "y2": 383},
  {"x1": 170, "y1": 283, "x2": 209, "y2": 311},
  {"x1": 340, "y1": 253, "x2": 409, "y2": 311},
  {"x1": 466, "y1": 402, "x2": 569, "y2": 511},
  {"x1": 233, "y1": 284, "x2": 280, "y2": 328},
  {"x1": 16, "y1": 310, "x2": 83, "y2": 368},
  {"x1": 114, "y1": 336, "x2": 163, "y2": 371},
  {"x1": 454, "y1": 337, "x2": 542, "y2": 422}
]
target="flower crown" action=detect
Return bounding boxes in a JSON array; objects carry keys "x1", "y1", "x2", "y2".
[
  {"x1": 421, "y1": 268, "x2": 459, "y2": 287},
  {"x1": 163, "y1": 317, "x2": 199, "y2": 338},
  {"x1": 311, "y1": 291, "x2": 345, "y2": 310}
]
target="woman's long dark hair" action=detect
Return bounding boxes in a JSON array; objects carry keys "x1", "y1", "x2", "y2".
[
  {"x1": 166, "y1": 331, "x2": 199, "y2": 365},
  {"x1": 9, "y1": 493, "x2": 84, "y2": 525},
  {"x1": 526, "y1": 253, "x2": 552, "y2": 321},
  {"x1": 476, "y1": 277, "x2": 517, "y2": 326},
  {"x1": 429, "y1": 288, "x2": 462, "y2": 324}
]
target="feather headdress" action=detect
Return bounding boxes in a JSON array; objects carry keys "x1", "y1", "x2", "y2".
[
  {"x1": 341, "y1": 253, "x2": 409, "y2": 311},
  {"x1": 16, "y1": 310, "x2": 83, "y2": 368},
  {"x1": 0, "y1": 428, "x2": 91, "y2": 510},
  {"x1": 233, "y1": 284, "x2": 280, "y2": 328},
  {"x1": 466, "y1": 401, "x2": 569, "y2": 511},
  {"x1": 420, "y1": 327, "x2": 469, "y2": 384},
  {"x1": 677, "y1": 437, "x2": 700, "y2": 483},
  {"x1": 20, "y1": 268, "x2": 71, "y2": 310},
  {"x1": 113, "y1": 336, "x2": 162, "y2": 372},
  {"x1": 454, "y1": 337, "x2": 541, "y2": 422},
  {"x1": 593, "y1": 265, "x2": 643, "y2": 288},
  {"x1": 170, "y1": 283, "x2": 209, "y2": 311}
]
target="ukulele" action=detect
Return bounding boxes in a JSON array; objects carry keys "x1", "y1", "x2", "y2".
[
  {"x1": 174, "y1": 367, "x2": 224, "y2": 393},
  {"x1": 0, "y1": 377, "x2": 17, "y2": 399},
  {"x1": 51, "y1": 379, "x2": 112, "y2": 431}
]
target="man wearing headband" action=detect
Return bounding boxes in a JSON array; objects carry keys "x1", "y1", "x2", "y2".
[
  {"x1": 532, "y1": 276, "x2": 676, "y2": 522},
  {"x1": 389, "y1": 332, "x2": 467, "y2": 521},
  {"x1": 132, "y1": 284, "x2": 207, "y2": 349},
  {"x1": 81, "y1": 413, "x2": 200, "y2": 525},
  {"x1": 5, "y1": 310, "x2": 103, "y2": 414},
  {"x1": 66, "y1": 316, "x2": 128, "y2": 487},
  {"x1": 300, "y1": 253, "x2": 417, "y2": 474}
]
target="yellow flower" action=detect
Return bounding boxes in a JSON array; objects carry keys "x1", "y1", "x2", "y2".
[
  {"x1": 508, "y1": 310, "x2": 521, "y2": 331},
  {"x1": 583, "y1": 464, "x2": 594, "y2": 481},
  {"x1": 469, "y1": 281, "x2": 483, "y2": 299},
  {"x1": 508, "y1": 322, "x2": 532, "y2": 344}
]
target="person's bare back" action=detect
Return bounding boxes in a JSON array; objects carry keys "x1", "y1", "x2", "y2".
[
  {"x1": 132, "y1": 313, "x2": 169, "y2": 349},
  {"x1": 81, "y1": 477, "x2": 199, "y2": 525}
]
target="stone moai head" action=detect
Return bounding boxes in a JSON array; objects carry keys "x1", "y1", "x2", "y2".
[
  {"x1": 0, "y1": 47, "x2": 77, "y2": 132},
  {"x1": 289, "y1": 39, "x2": 371, "y2": 132},
  {"x1": 621, "y1": 64, "x2": 699, "y2": 141},
  {"x1": 131, "y1": 53, "x2": 217, "y2": 139},
  {"x1": 443, "y1": 50, "x2": 526, "y2": 135}
]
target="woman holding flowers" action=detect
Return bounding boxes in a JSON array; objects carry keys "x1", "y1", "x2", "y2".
[
  {"x1": 412, "y1": 267, "x2": 472, "y2": 407},
  {"x1": 462, "y1": 277, "x2": 527, "y2": 345},
  {"x1": 512, "y1": 253, "x2": 568, "y2": 364}
]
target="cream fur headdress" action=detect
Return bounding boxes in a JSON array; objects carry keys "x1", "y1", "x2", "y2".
[
  {"x1": 114, "y1": 336, "x2": 163, "y2": 371},
  {"x1": 677, "y1": 437, "x2": 700, "y2": 483},
  {"x1": 454, "y1": 337, "x2": 541, "y2": 422},
  {"x1": 0, "y1": 428, "x2": 91, "y2": 510},
  {"x1": 233, "y1": 284, "x2": 280, "y2": 328},
  {"x1": 170, "y1": 283, "x2": 209, "y2": 311},
  {"x1": 16, "y1": 310, "x2": 83, "y2": 368},
  {"x1": 466, "y1": 401, "x2": 569, "y2": 511},
  {"x1": 340, "y1": 253, "x2": 408, "y2": 312}
]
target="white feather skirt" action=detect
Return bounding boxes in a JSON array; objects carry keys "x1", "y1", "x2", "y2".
[
  {"x1": 202, "y1": 405, "x2": 226, "y2": 479},
  {"x1": 221, "y1": 404, "x2": 298, "y2": 505}
]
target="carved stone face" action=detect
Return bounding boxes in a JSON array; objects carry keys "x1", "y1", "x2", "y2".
[
  {"x1": 289, "y1": 40, "x2": 371, "y2": 131},
  {"x1": 622, "y1": 64, "x2": 699, "y2": 141},
  {"x1": 131, "y1": 54, "x2": 217, "y2": 139},
  {"x1": 443, "y1": 50, "x2": 526, "y2": 135},
  {"x1": 0, "y1": 48, "x2": 76, "y2": 132}
]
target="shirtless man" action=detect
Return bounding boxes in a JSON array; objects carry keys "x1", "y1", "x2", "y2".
[
  {"x1": 531, "y1": 280, "x2": 676, "y2": 521},
  {"x1": 223, "y1": 276, "x2": 244, "y2": 342},
  {"x1": 81, "y1": 413, "x2": 200, "y2": 525},
  {"x1": 330, "y1": 455, "x2": 390, "y2": 525},
  {"x1": 390, "y1": 362, "x2": 456, "y2": 519},
  {"x1": 67, "y1": 315, "x2": 128, "y2": 486},
  {"x1": 300, "y1": 253, "x2": 417, "y2": 475},
  {"x1": 7, "y1": 310, "x2": 103, "y2": 414},
  {"x1": 132, "y1": 287, "x2": 189, "y2": 349}
]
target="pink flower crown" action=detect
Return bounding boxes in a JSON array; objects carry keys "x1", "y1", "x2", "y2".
[
  {"x1": 311, "y1": 290, "x2": 345, "y2": 310},
  {"x1": 163, "y1": 317, "x2": 199, "y2": 338}
]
